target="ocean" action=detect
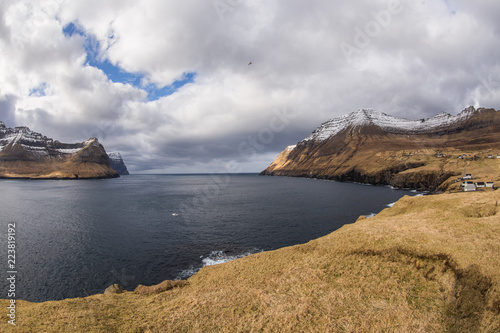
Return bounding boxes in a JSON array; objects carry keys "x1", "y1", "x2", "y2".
[{"x1": 0, "y1": 174, "x2": 418, "y2": 302}]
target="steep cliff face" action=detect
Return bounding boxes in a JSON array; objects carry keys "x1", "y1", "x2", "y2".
[
  {"x1": 261, "y1": 107, "x2": 500, "y2": 191},
  {"x1": 108, "y1": 152, "x2": 130, "y2": 175},
  {"x1": 0, "y1": 122, "x2": 119, "y2": 179}
]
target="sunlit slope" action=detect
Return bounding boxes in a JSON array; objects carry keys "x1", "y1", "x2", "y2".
[
  {"x1": 261, "y1": 107, "x2": 500, "y2": 191},
  {"x1": 0, "y1": 122, "x2": 118, "y2": 179},
  {"x1": 3, "y1": 190, "x2": 499, "y2": 332}
]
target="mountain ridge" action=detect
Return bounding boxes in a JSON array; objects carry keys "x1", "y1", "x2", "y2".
[
  {"x1": 0, "y1": 122, "x2": 119, "y2": 179},
  {"x1": 302, "y1": 106, "x2": 479, "y2": 142},
  {"x1": 261, "y1": 107, "x2": 500, "y2": 191},
  {"x1": 108, "y1": 152, "x2": 130, "y2": 175}
]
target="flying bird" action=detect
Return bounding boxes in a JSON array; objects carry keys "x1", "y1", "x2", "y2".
[{"x1": 248, "y1": 62, "x2": 252, "y2": 65}]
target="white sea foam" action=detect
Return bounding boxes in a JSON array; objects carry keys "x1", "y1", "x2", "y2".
[
  {"x1": 201, "y1": 250, "x2": 258, "y2": 267},
  {"x1": 175, "y1": 249, "x2": 262, "y2": 280}
]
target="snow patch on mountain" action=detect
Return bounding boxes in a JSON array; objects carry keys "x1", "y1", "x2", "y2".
[
  {"x1": 108, "y1": 152, "x2": 123, "y2": 161},
  {"x1": 0, "y1": 122, "x2": 98, "y2": 157},
  {"x1": 303, "y1": 107, "x2": 478, "y2": 142},
  {"x1": 108, "y1": 152, "x2": 130, "y2": 175},
  {"x1": 55, "y1": 148, "x2": 84, "y2": 155},
  {"x1": 0, "y1": 125, "x2": 49, "y2": 155}
]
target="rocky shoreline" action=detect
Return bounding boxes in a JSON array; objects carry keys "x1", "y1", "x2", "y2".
[
  {"x1": 259, "y1": 167, "x2": 457, "y2": 192},
  {"x1": 0, "y1": 173, "x2": 120, "y2": 180}
]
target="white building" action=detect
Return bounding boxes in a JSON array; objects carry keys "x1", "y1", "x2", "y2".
[{"x1": 461, "y1": 181, "x2": 476, "y2": 192}]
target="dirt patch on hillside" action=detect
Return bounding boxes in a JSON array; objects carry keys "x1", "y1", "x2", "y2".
[{"x1": 351, "y1": 247, "x2": 495, "y2": 333}]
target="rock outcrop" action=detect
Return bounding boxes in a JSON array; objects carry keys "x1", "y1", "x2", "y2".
[
  {"x1": 104, "y1": 284, "x2": 125, "y2": 294},
  {"x1": 261, "y1": 107, "x2": 500, "y2": 191},
  {"x1": 0, "y1": 122, "x2": 119, "y2": 179},
  {"x1": 108, "y1": 152, "x2": 130, "y2": 175}
]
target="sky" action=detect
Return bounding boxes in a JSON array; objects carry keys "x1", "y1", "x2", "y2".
[{"x1": 0, "y1": 0, "x2": 499, "y2": 173}]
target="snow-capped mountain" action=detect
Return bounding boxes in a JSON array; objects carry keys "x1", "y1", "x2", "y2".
[
  {"x1": 0, "y1": 121, "x2": 97, "y2": 158},
  {"x1": 0, "y1": 121, "x2": 119, "y2": 179},
  {"x1": 261, "y1": 107, "x2": 500, "y2": 191},
  {"x1": 108, "y1": 152, "x2": 130, "y2": 175},
  {"x1": 302, "y1": 107, "x2": 478, "y2": 142}
]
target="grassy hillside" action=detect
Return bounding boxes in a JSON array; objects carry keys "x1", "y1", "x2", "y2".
[
  {"x1": 262, "y1": 108, "x2": 500, "y2": 191},
  {"x1": 262, "y1": 129, "x2": 500, "y2": 192},
  {"x1": 2, "y1": 190, "x2": 499, "y2": 332}
]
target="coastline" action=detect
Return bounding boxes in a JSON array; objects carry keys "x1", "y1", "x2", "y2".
[
  {"x1": 2, "y1": 189, "x2": 499, "y2": 331},
  {"x1": 0, "y1": 174, "x2": 120, "y2": 180},
  {"x1": 259, "y1": 169, "x2": 455, "y2": 193},
  {"x1": 2, "y1": 174, "x2": 409, "y2": 303},
  {"x1": 259, "y1": 173, "x2": 436, "y2": 195}
]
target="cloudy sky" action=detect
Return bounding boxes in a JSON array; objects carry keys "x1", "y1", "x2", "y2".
[{"x1": 1, "y1": 0, "x2": 499, "y2": 173}]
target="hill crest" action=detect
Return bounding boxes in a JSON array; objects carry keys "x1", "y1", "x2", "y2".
[
  {"x1": 303, "y1": 106, "x2": 480, "y2": 142},
  {"x1": 262, "y1": 107, "x2": 500, "y2": 191},
  {"x1": 0, "y1": 122, "x2": 120, "y2": 179}
]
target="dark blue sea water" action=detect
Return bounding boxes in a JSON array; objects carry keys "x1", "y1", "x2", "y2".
[{"x1": 0, "y1": 174, "x2": 418, "y2": 302}]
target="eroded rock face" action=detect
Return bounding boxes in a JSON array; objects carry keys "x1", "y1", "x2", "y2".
[
  {"x1": 261, "y1": 107, "x2": 500, "y2": 191},
  {"x1": 108, "y1": 152, "x2": 130, "y2": 175},
  {"x1": 104, "y1": 284, "x2": 125, "y2": 294},
  {"x1": 0, "y1": 123, "x2": 119, "y2": 179}
]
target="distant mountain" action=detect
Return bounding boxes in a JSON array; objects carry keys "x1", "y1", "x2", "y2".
[
  {"x1": 261, "y1": 107, "x2": 500, "y2": 191},
  {"x1": 0, "y1": 121, "x2": 119, "y2": 179},
  {"x1": 302, "y1": 107, "x2": 478, "y2": 141},
  {"x1": 108, "y1": 152, "x2": 129, "y2": 175}
]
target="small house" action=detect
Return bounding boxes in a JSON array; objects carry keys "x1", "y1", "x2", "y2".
[
  {"x1": 497, "y1": 155, "x2": 500, "y2": 159},
  {"x1": 488, "y1": 155, "x2": 494, "y2": 159},
  {"x1": 461, "y1": 181, "x2": 474, "y2": 188},
  {"x1": 463, "y1": 182, "x2": 476, "y2": 192},
  {"x1": 463, "y1": 174, "x2": 473, "y2": 180},
  {"x1": 476, "y1": 182, "x2": 486, "y2": 188},
  {"x1": 486, "y1": 182, "x2": 495, "y2": 188}
]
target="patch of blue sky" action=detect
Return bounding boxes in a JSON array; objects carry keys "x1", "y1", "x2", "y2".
[
  {"x1": 147, "y1": 72, "x2": 197, "y2": 101},
  {"x1": 62, "y1": 22, "x2": 196, "y2": 101},
  {"x1": 62, "y1": 22, "x2": 81, "y2": 38},
  {"x1": 29, "y1": 82, "x2": 48, "y2": 97}
]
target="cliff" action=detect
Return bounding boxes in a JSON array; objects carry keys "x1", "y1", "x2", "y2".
[
  {"x1": 108, "y1": 152, "x2": 130, "y2": 175},
  {"x1": 0, "y1": 122, "x2": 119, "y2": 179},
  {"x1": 2, "y1": 190, "x2": 499, "y2": 331},
  {"x1": 261, "y1": 107, "x2": 500, "y2": 191}
]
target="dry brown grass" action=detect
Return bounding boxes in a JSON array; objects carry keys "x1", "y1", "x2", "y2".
[
  {"x1": 2, "y1": 191, "x2": 500, "y2": 332},
  {"x1": 262, "y1": 128, "x2": 500, "y2": 192},
  {"x1": 134, "y1": 280, "x2": 189, "y2": 296}
]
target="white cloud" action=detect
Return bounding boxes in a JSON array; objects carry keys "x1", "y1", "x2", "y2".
[{"x1": 0, "y1": 0, "x2": 499, "y2": 173}]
